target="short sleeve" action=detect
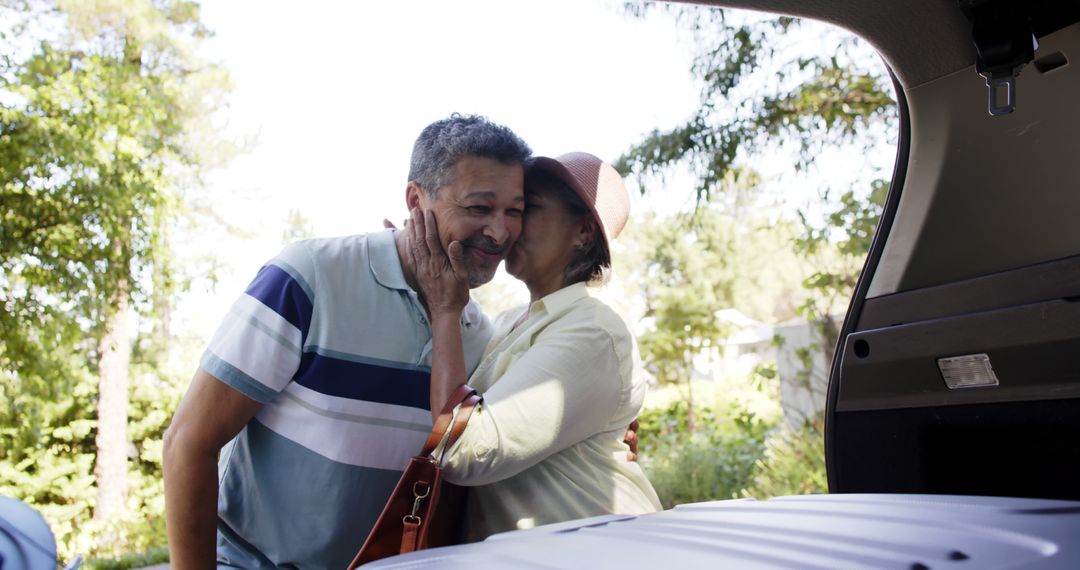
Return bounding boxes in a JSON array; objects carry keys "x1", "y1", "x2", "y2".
[{"x1": 200, "y1": 241, "x2": 317, "y2": 403}]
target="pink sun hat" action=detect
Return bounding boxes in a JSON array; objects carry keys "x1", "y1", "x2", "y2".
[{"x1": 527, "y1": 152, "x2": 631, "y2": 250}]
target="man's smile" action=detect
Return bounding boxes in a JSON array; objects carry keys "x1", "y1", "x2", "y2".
[{"x1": 467, "y1": 245, "x2": 508, "y2": 263}]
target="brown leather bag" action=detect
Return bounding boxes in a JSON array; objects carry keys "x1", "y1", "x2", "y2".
[{"x1": 347, "y1": 385, "x2": 480, "y2": 568}]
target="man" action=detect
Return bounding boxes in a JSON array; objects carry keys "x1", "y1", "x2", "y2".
[{"x1": 163, "y1": 114, "x2": 531, "y2": 569}]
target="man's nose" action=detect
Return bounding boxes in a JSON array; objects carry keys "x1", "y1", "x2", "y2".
[{"x1": 482, "y1": 214, "x2": 513, "y2": 245}]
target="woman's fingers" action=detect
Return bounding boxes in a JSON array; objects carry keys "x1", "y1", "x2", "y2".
[
  {"x1": 447, "y1": 241, "x2": 467, "y2": 278},
  {"x1": 423, "y1": 209, "x2": 443, "y2": 259},
  {"x1": 408, "y1": 208, "x2": 464, "y2": 289},
  {"x1": 410, "y1": 207, "x2": 428, "y2": 261}
]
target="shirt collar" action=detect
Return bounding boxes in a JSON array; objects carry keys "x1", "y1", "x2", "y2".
[
  {"x1": 368, "y1": 228, "x2": 477, "y2": 327},
  {"x1": 368, "y1": 229, "x2": 410, "y2": 291},
  {"x1": 531, "y1": 281, "x2": 589, "y2": 316}
]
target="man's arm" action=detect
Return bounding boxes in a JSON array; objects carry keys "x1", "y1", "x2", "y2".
[{"x1": 163, "y1": 368, "x2": 264, "y2": 570}]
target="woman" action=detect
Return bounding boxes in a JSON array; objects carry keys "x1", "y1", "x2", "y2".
[{"x1": 408, "y1": 152, "x2": 662, "y2": 542}]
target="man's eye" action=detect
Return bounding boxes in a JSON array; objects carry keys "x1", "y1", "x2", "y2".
[
  {"x1": 507, "y1": 208, "x2": 524, "y2": 217},
  {"x1": 467, "y1": 205, "x2": 491, "y2": 214}
]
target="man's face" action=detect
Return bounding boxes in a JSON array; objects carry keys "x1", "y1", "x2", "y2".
[{"x1": 412, "y1": 156, "x2": 525, "y2": 287}]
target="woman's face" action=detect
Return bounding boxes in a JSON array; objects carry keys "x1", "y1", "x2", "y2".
[{"x1": 505, "y1": 184, "x2": 585, "y2": 292}]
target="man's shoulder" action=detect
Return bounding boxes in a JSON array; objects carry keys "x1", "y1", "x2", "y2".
[
  {"x1": 280, "y1": 233, "x2": 374, "y2": 262},
  {"x1": 272, "y1": 232, "x2": 384, "y2": 281}
]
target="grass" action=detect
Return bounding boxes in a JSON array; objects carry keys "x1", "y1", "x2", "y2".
[{"x1": 82, "y1": 546, "x2": 169, "y2": 570}]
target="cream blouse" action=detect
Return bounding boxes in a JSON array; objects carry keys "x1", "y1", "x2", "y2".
[{"x1": 442, "y1": 282, "x2": 662, "y2": 541}]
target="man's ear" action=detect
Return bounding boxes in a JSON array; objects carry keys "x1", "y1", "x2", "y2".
[{"x1": 406, "y1": 182, "x2": 425, "y2": 210}]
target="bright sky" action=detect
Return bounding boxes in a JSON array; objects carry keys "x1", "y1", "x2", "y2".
[
  {"x1": 178, "y1": 0, "x2": 703, "y2": 338},
  {"x1": 197, "y1": 0, "x2": 699, "y2": 232},
  {"x1": 176, "y1": 0, "x2": 895, "y2": 343}
]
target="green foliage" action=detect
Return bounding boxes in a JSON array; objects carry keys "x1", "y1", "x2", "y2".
[
  {"x1": 618, "y1": 6, "x2": 895, "y2": 203},
  {"x1": 788, "y1": 179, "x2": 889, "y2": 378},
  {"x1": 282, "y1": 207, "x2": 316, "y2": 244},
  {"x1": 620, "y1": 4, "x2": 895, "y2": 451},
  {"x1": 84, "y1": 545, "x2": 170, "y2": 570},
  {"x1": 617, "y1": 197, "x2": 825, "y2": 395},
  {"x1": 0, "y1": 0, "x2": 231, "y2": 560},
  {"x1": 627, "y1": 209, "x2": 736, "y2": 387},
  {"x1": 795, "y1": 179, "x2": 888, "y2": 318},
  {"x1": 638, "y1": 397, "x2": 827, "y2": 507},
  {"x1": 0, "y1": 363, "x2": 185, "y2": 562},
  {"x1": 618, "y1": 3, "x2": 895, "y2": 325},
  {"x1": 638, "y1": 399, "x2": 774, "y2": 508},
  {"x1": 742, "y1": 416, "x2": 828, "y2": 498},
  {"x1": 1, "y1": 0, "x2": 229, "y2": 327}
]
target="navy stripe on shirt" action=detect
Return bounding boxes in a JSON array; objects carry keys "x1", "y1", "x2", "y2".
[
  {"x1": 295, "y1": 351, "x2": 431, "y2": 410},
  {"x1": 245, "y1": 264, "x2": 314, "y2": 341}
]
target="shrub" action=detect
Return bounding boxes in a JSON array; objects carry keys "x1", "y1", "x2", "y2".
[
  {"x1": 1, "y1": 364, "x2": 183, "y2": 563},
  {"x1": 638, "y1": 400, "x2": 773, "y2": 508},
  {"x1": 741, "y1": 416, "x2": 828, "y2": 498},
  {"x1": 83, "y1": 546, "x2": 170, "y2": 570}
]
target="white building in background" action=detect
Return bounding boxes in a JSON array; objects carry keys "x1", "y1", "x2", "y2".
[
  {"x1": 707, "y1": 309, "x2": 835, "y2": 427},
  {"x1": 643, "y1": 307, "x2": 835, "y2": 428},
  {"x1": 589, "y1": 273, "x2": 833, "y2": 428}
]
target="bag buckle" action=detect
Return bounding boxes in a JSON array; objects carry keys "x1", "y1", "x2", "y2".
[{"x1": 403, "y1": 481, "x2": 431, "y2": 524}]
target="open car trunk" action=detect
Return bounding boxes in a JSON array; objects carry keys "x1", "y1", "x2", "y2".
[
  {"x1": 826, "y1": 5, "x2": 1080, "y2": 501},
  {"x1": 360, "y1": 2, "x2": 1080, "y2": 567}
]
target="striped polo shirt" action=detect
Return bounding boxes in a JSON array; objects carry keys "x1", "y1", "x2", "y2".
[{"x1": 201, "y1": 229, "x2": 493, "y2": 570}]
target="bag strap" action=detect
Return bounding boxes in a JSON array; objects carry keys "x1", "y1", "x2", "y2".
[
  {"x1": 421, "y1": 384, "x2": 478, "y2": 456},
  {"x1": 444, "y1": 393, "x2": 480, "y2": 451},
  {"x1": 429, "y1": 392, "x2": 481, "y2": 464}
]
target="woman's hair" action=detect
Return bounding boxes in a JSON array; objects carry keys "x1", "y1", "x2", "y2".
[{"x1": 525, "y1": 168, "x2": 612, "y2": 286}]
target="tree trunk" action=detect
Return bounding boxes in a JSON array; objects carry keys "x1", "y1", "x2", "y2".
[
  {"x1": 685, "y1": 367, "x2": 697, "y2": 433},
  {"x1": 94, "y1": 290, "x2": 130, "y2": 521},
  {"x1": 152, "y1": 223, "x2": 171, "y2": 354}
]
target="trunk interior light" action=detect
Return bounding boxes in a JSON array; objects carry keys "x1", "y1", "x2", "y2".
[{"x1": 938, "y1": 353, "x2": 1001, "y2": 389}]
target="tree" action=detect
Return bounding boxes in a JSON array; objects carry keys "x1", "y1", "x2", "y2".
[
  {"x1": 793, "y1": 179, "x2": 889, "y2": 361},
  {"x1": 1, "y1": 0, "x2": 232, "y2": 553},
  {"x1": 617, "y1": 4, "x2": 897, "y2": 402},
  {"x1": 616, "y1": 170, "x2": 819, "y2": 429},
  {"x1": 618, "y1": 6, "x2": 895, "y2": 203},
  {"x1": 282, "y1": 207, "x2": 316, "y2": 244},
  {"x1": 625, "y1": 208, "x2": 735, "y2": 430}
]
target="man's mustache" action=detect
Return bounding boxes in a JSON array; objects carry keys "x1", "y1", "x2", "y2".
[{"x1": 460, "y1": 235, "x2": 508, "y2": 256}]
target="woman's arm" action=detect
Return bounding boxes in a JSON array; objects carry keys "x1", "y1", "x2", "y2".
[
  {"x1": 442, "y1": 313, "x2": 629, "y2": 486},
  {"x1": 428, "y1": 310, "x2": 468, "y2": 421},
  {"x1": 406, "y1": 207, "x2": 471, "y2": 421}
]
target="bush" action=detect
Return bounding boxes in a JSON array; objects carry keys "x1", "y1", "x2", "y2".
[
  {"x1": 1, "y1": 363, "x2": 183, "y2": 563},
  {"x1": 638, "y1": 400, "x2": 773, "y2": 508},
  {"x1": 83, "y1": 546, "x2": 170, "y2": 570},
  {"x1": 741, "y1": 416, "x2": 828, "y2": 498}
]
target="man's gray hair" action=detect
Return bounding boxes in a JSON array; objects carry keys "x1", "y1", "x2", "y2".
[{"x1": 409, "y1": 113, "x2": 532, "y2": 197}]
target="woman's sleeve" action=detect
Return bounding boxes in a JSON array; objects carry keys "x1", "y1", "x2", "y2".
[{"x1": 441, "y1": 317, "x2": 627, "y2": 486}]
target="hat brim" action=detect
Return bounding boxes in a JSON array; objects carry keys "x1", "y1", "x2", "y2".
[{"x1": 526, "y1": 156, "x2": 612, "y2": 249}]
